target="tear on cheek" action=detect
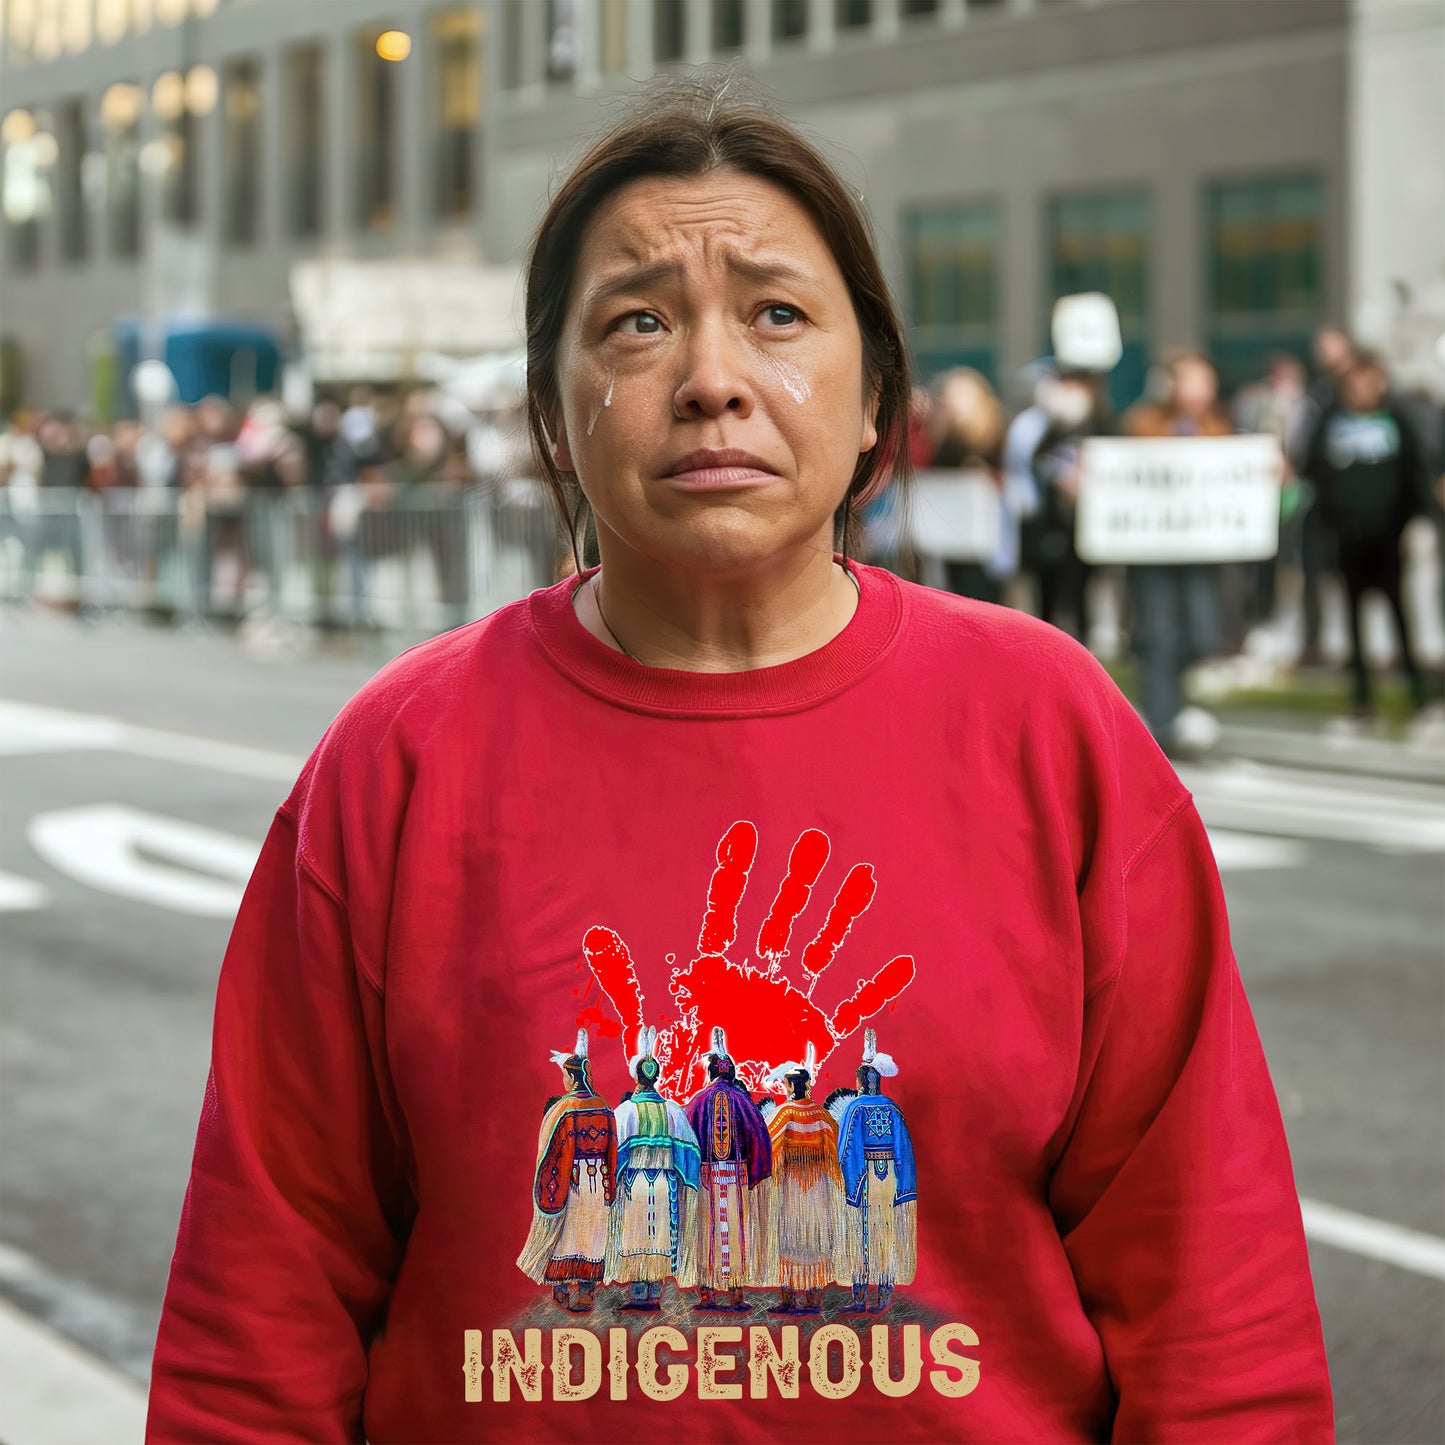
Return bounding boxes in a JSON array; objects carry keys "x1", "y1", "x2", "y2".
[{"x1": 586, "y1": 370, "x2": 617, "y2": 437}]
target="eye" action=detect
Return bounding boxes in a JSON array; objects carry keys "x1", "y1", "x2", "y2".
[
  {"x1": 616, "y1": 311, "x2": 662, "y2": 335},
  {"x1": 759, "y1": 304, "x2": 803, "y2": 328}
]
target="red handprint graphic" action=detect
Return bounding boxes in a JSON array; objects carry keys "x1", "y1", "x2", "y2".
[{"x1": 580, "y1": 821, "x2": 916, "y2": 1100}]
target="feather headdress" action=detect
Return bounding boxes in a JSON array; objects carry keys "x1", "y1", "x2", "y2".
[
  {"x1": 628, "y1": 1025, "x2": 659, "y2": 1073},
  {"x1": 705, "y1": 1026, "x2": 730, "y2": 1063},
  {"x1": 764, "y1": 1040, "x2": 818, "y2": 1087},
  {"x1": 861, "y1": 1027, "x2": 898, "y2": 1077},
  {"x1": 550, "y1": 1027, "x2": 588, "y2": 1068}
]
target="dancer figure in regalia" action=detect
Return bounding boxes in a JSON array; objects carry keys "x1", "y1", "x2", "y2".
[
  {"x1": 834, "y1": 1029, "x2": 917, "y2": 1314},
  {"x1": 517, "y1": 1029, "x2": 618, "y2": 1313},
  {"x1": 605, "y1": 1027, "x2": 703, "y2": 1311},
  {"x1": 764, "y1": 1043, "x2": 846, "y2": 1316},
  {"x1": 684, "y1": 1027, "x2": 773, "y2": 1312}
]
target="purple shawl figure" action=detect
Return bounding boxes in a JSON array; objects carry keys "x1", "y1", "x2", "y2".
[{"x1": 683, "y1": 1028, "x2": 774, "y2": 1310}]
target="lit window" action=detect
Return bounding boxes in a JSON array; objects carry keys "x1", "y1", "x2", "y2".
[
  {"x1": 355, "y1": 28, "x2": 397, "y2": 231},
  {"x1": 286, "y1": 45, "x2": 324, "y2": 239},
  {"x1": 100, "y1": 82, "x2": 143, "y2": 258},
  {"x1": 434, "y1": 9, "x2": 480, "y2": 219},
  {"x1": 223, "y1": 56, "x2": 262, "y2": 245}
]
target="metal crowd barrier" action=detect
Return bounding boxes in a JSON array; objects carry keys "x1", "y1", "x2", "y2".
[{"x1": 0, "y1": 480, "x2": 563, "y2": 635}]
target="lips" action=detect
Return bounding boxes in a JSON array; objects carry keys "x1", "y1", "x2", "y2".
[{"x1": 662, "y1": 448, "x2": 780, "y2": 490}]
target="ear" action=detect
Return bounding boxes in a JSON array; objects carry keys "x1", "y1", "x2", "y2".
[
  {"x1": 552, "y1": 416, "x2": 574, "y2": 473},
  {"x1": 860, "y1": 381, "x2": 881, "y2": 455}
]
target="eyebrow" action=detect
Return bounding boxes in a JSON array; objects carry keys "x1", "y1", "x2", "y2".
[{"x1": 578, "y1": 254, "x2": 821, "y2": 313}]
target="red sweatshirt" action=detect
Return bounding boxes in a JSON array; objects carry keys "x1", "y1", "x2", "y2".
[{"x1": 148, "y1": 561, "x2": 1333, "y2": 1443}]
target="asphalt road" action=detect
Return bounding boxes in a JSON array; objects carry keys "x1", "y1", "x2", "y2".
[{"x1": 1, "y1": 608, "x2": 1441, "y2": 1443}]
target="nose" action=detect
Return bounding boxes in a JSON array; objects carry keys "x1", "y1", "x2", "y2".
[{"x1": 672, "y1": 319, "x2": 755, "y2": 420}]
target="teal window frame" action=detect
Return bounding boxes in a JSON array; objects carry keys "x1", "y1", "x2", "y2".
[
  {"x1": 903, "y1": 198, "x2": 1001, "y2": 386},
  {"x1": 1205, "y1": 172, "x2": 1324, "y2": 391},
  {"x1": 1044, "y1": 188, "x2": 1152, "y2": 413}
]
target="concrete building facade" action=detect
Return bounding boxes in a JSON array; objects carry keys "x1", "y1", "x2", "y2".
[{"x1": 1, "y1": 0, "x2": 1441, "y2": 413}]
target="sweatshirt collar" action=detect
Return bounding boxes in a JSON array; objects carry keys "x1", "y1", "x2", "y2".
[{"x1": 527, "y1": 557, "x2": 902, "y2": 718}]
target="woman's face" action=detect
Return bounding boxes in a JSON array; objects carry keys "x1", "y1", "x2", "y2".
[{"x1": 552, "y1": 171, "x2": 878, "y2": 574}]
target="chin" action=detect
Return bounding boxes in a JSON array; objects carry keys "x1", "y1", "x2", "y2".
[{"x1": 634, "y1": 515, "x2": 831, "y2": 576}]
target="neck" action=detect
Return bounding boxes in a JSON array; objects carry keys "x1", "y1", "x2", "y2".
[{"x1": 573, "y1": 527, "x2": 860, "y2": 672}]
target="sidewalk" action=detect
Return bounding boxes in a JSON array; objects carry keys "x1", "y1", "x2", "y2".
[{"x1": 1211, "y1": 710, "x2": 1445, "y2": 785}]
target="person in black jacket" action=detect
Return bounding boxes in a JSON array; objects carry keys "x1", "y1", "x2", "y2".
[{"x1": 1302, "y1": 351, "x2": 1432, "y2": 715}]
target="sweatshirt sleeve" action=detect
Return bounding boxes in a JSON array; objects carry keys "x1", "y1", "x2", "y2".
[
  {"x1": 146, "y1": 802, "x2": 410, "y2": 1443},
  {"x1": 1048, "y1": 795, "x2": 1334, "y2": 1444}
]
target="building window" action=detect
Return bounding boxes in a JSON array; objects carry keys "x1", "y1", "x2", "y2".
[
  {"x1": 1047, "y1": 190, "x2": 1151, "y2": 409},
  {"x1": 904, "y1": 200, "x2": 1000, "y2": 383},
  {"x1": 434, "y1": 9, "x2": 479, "y2": 219},
  {"x1": 713, "y1": 0, "x2": 744, "y2": 52},
  {"x1": 653, "y1": 0, "x2": 684, "y2": 61},
  {"x1": 836, "y1": 0, "x2": 872, "y2": 27},
  {"x1": 100, "y1": 82, "x2": 142, "y2": 259},
  {"x1": 547, "y1": 0, "x2": 577, "y2": 82},
  {"x1": 773, "y1": 0, "x2": 808, "y2": 42},
  {"x1": 902, "y1": 0, "x2": 938, "y2": 18},
  {"x1": 1206, "y1": 173, "x2": 1323, "y2": 388},
  {"x1": 600, "y1": 0, "x2": 629, "y2": 72},
  {"x1": 355, "y1": 28, "x2": 398, "y2": 230},
  {"x1": 57, "y1": 97, "x2": 88, "y2": 262},
  {"x1": 151, "y1": 71, "x2": 198, "y2": 227},
  {"x1": 222, "y1": 57, "x2": 261, "y2": 245},
  {"x1": 286, "y1": 44, "x2": 324, "y2": 239}
]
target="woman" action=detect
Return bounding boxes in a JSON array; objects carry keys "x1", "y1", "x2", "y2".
[{"x1": 147, "y1": 83, "x2": 1332, "y2": 1442}]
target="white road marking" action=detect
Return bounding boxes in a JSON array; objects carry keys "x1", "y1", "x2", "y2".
[
  {"x1": 1206, "y1": 829, "x2": 1308, "y2": 872},
  {"x1": 0, "y1": 1296, "x2": 146, "y2": 1445},
  {"x1": 0, "y1": 870, "x2": 49, "y2": 911},
  {"x1": 0, "y1": 699, "x2": 303, "y2": 781},
  {"x1": 1181, "y1": 759, "x2": 1445, "y2": 853},
  {"x1": 1299, "y1": 1197, "x2": 1445, "y2": 1281},
  {"x1": 27, "y1": 805, "x2": 260, "y2": 918}
]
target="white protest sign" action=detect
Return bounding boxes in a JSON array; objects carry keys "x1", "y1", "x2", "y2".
[
  {"x1": 909, "y1": 469, "x2": 1002, "y2": 562},
  {"x1": 1075, "y1": 435, "x2": 1282, "y2": 564},
  {"x1": 1052, "y1": 293, "x2": 1123, "y2": 373}
]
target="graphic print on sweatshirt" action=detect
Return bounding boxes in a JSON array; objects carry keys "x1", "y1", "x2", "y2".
[{"x1": 469, "y1": 823, "x2": 979, "y2": 1408}]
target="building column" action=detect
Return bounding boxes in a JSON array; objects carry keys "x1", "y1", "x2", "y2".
[
  {"x1": 323, "y1": 30, "x2": 353, "y2": 246},
  {"x1": 396, "y1": 24, "x2": 428, "y2": 249},
  {"x1": 807, "y1": 0, "x2": 836, "y2": 53},
  {"x1": 259, "y1": 47, "x2": 286, "y2": 249},
  {"x1": 520, "y1": 0, "x2": 547, "y2": 94},
  {"x1": 685, "y1": 0, "x2": 711, "y2": 64},
  {"x1": 575, "y1": 0, "x2": 602, "y2": 90},
  {"x1": 939, "y1": 0, "x2": 967, "y2": 30},
  {"x1": 874, "y1": 0, "x2": 902, "y2": 42},
  {"x1": 744, "y1": 0, "x2": 771, "y2": 65},
  {"x1": 1000, "y1": 185, "x2": 1041, "y2": 384},
  {"x1": 1155, "y1": 169, "x2": 1197, "y2": 355},
  {"x1": 627, "y1": 0, "x2": 656, "y2": 78}
]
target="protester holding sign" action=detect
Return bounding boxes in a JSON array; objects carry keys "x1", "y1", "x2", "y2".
[{"x1": 1120, "y1": 351, "x2": 1233, "y2": 754}]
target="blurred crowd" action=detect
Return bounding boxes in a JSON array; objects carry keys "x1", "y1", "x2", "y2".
[
  {"x1": 0, "y1": 382, "x2": 535, "y2": 629},
  {"x1": 2, "y1": 329, "x2": 1443, "y2": 753},
  {"x1": 872, "y1": 328, "x2": 1445, "y2": 753}
]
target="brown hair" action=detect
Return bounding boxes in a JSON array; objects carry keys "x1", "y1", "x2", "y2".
[{"x1": 524, "y1": 76, "x2": 912, "y2": 573}]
